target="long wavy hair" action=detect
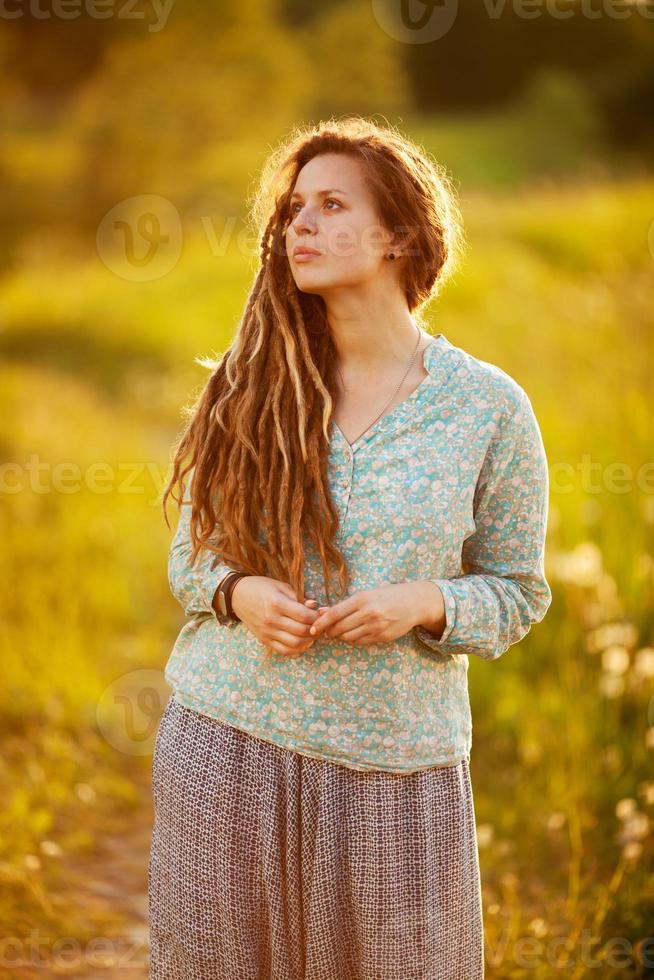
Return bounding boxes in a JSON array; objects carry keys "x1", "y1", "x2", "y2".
[{"x1": 162, "y1": 116, "x2": 465, "y2": 607}]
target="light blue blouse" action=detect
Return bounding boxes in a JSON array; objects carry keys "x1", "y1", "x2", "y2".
[{"x1": 164, "y1": 333, "x2": 552, "y2": 773}]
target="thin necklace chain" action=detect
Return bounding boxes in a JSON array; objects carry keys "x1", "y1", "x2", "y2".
[{"x1": 335, "y1": 322, "x2": 424, "y2": 447}]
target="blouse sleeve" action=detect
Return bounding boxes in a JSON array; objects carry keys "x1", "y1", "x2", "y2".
[
  {"x1": 167, "y1": 467, "x2": 240, "y2": 627},
  {"x1": 413, "y1": 386, "x2": 552, "y2": 661}
]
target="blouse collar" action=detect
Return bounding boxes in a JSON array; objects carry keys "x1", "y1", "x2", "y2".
[{"x1": 330, "y1": 332, "x2": 459, "y2": 454}]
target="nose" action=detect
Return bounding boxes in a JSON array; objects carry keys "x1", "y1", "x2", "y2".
[{"x1": 290, "y1": 204, "x2": 318, "y2": 238}]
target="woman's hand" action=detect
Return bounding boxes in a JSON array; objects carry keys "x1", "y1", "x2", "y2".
[
  {"x1": 229, "y1": 576, "x2": 320, "y2": 657},
  {"x1": 307, "y1": 581, "x2": 445, "y2": 647}
]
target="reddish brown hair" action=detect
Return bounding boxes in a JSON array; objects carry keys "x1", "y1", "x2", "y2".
[{"x1": 162, "y1": 116, "x2": 464, "y2": 605}]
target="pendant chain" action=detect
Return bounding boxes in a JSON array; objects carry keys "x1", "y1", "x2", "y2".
[{"x1": 335, "y1": 322, "x2": 424, "y2": 447}]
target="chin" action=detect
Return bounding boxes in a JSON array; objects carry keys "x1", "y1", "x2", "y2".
[
  {"x1": 295, "y1": 284, "x2": 328, "y2": 298},
  {"x1": 292, "y1": 273, "x2": 333, "y2": 293}
]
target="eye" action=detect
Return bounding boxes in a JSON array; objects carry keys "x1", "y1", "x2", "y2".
[{"x1": 290, "y1": 198, "x2": 342, "y2": 214}]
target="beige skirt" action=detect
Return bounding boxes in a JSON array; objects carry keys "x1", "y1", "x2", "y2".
[{"x1": 148, "y1": 693, "x2": 485, "y2": 979}]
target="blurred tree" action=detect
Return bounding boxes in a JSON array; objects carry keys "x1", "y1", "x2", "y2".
[
  {"x1": 67, "y1": 4, "x2": 314, "y2": 230},
  {"x1": 298, "y1": 0, "x2": 412, "y2": 120},
  {"x1": 276, "y1": 0, "x2": 343, "y2": 27},
  {"x1": 404, "y1": 1, "x2": 653, "y2": 133},
  {"x1": 2, "y1": 9, "x2": 138, "y2": 99},
  {"x1": 0, "y1": 0, "x2": 652, "y2": 270},
  {"x1": 588, "y1": 18, "x2": 654, "y2": 150}
]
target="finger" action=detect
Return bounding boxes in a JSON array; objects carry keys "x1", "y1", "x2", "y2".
[
  {"x1": 308, "y1": 616, "x2": 326, "y2": 637},
  {"x1": 278, "y1": 598, "x2": 319, "y2": 628},
  {"x1": 275, "y1": 613, "x2": 318, "y2": 638},
  {"x1": 319, "y1": 611, "x2": 365, "y2": 639},
  {"x1": 308, "y1": 607, "x2": 342, "y2": 636},
  {"x1": 267, "y1": 628, "x2": 315, "y2": 656},
  {"x1": 309, "y1": 597, "x2": 358, "y2": 635}
]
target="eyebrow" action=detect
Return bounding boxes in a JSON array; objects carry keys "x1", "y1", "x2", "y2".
[{"x1": 290, "y1": 188, "x2": 349, "y2": 200}]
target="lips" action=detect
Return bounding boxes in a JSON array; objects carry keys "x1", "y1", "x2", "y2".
[{"x1": 293, "y1": 246, "x2": 321, "y2": 258}]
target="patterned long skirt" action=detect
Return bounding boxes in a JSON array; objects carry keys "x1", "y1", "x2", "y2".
[{"x1": 147, "y1": 692, "x2": 485, "y2": 979}]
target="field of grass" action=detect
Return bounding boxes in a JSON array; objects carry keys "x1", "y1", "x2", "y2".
[{"x1": 1, "y1": 166, "x2": 652, "y2": 976}]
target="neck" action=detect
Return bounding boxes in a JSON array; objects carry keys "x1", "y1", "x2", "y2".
[{"x1": 326, "y1": 305, "x2": 424, "y2": 375}]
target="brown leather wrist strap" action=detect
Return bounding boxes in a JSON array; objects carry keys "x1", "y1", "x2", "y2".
[{"x1": 218, "y1": 571, "x2": 249, "y2": 621}]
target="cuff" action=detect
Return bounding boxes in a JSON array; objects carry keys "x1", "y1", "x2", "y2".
[{"x1": 412, "y1": 578, "x2": 457, "y2": 654}]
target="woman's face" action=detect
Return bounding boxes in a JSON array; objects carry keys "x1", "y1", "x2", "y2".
[{"x1": 284, "y1": 152, "x2": 395, "y2": 297}]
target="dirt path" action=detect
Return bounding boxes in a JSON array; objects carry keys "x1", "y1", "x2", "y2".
[{"x1": 50, "y1": 765, "x2": 154, "y2": 979}]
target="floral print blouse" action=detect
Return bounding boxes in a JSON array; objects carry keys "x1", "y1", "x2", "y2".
[{"x1": 164, "y1": 333, "x2": 552, "y2": 773}]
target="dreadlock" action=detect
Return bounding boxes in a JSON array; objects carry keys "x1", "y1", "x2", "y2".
[{"x1": 162, "y1": 116, "x2": 464, "y2": 606}]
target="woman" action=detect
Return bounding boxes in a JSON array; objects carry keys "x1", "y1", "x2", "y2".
[{"x1": 148, "y1": 117, "x2": 552, "y2": 979}]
